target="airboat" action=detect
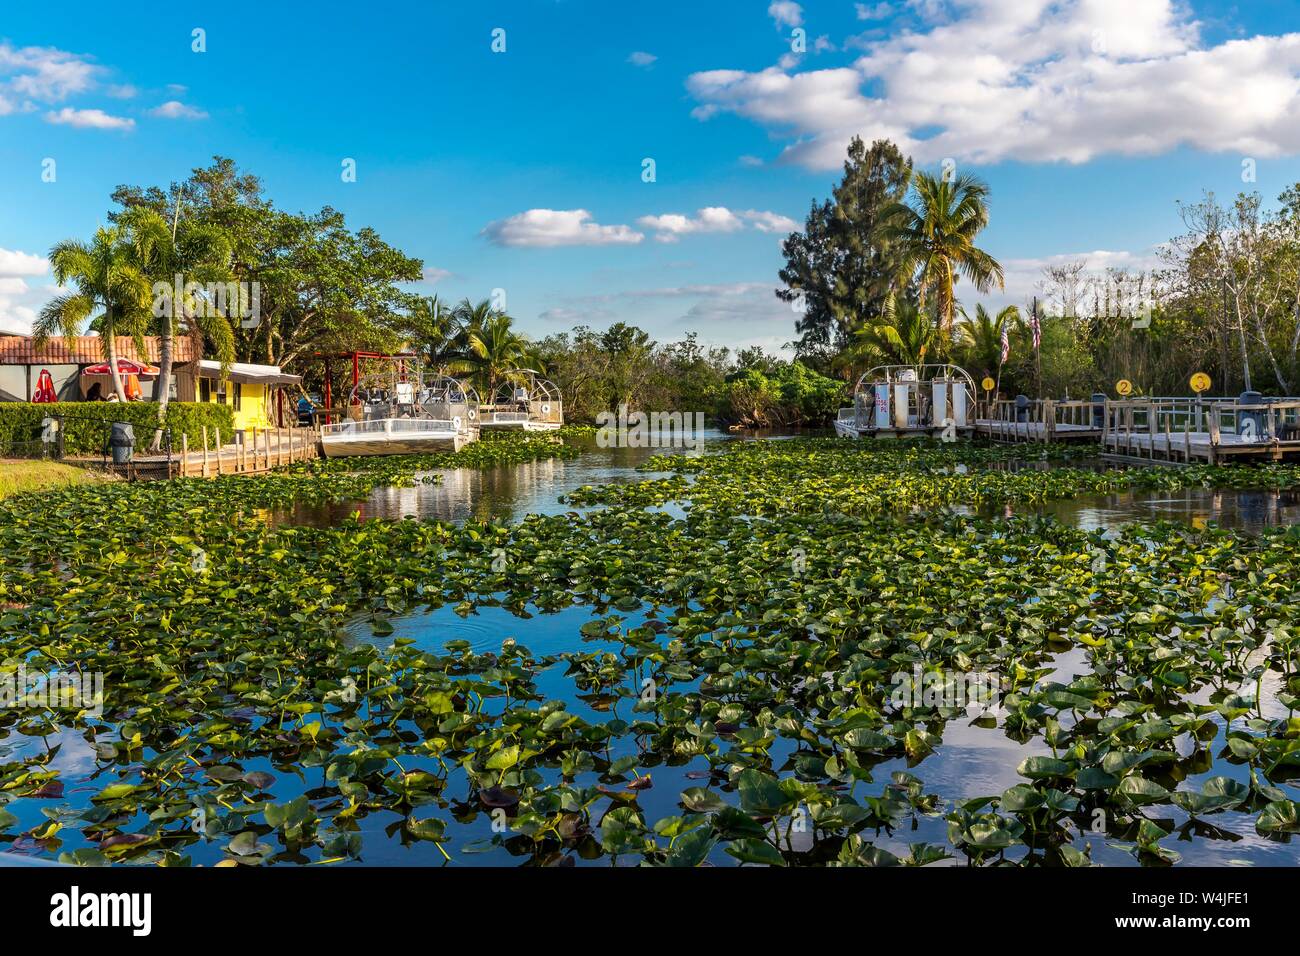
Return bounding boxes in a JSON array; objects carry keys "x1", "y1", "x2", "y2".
[
  {"x1": 319, "y1": 360, "x2": 479, "y2": 457},
  {"x1": 477, "y1": 370, "x2": 563, "y2": 432},
  {"x1": 835, "y1": 363, "x2": 977, "y2": 440}
]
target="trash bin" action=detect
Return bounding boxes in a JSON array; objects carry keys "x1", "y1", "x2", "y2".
[
  {"x1": 1091, "y1": 393, "x2": 1106, "y2": 429},
  {"x1": 1236, "y1": 390, "x2": 1267, "y2": 441},
  {"x1": 109, "y1": 421, "x2": 135, "y2": 464},
  {"x1": 1015, "y1": 394, "x2": 1030, "y2": 423}
]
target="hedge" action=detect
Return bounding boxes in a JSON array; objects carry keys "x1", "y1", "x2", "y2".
[{"x1": 0, "y1": 402, "x2": 234, "y2": 456}]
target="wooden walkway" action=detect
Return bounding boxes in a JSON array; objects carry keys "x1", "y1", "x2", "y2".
[
  {"x1": 99, "y1": 426, "x2": 321, "y2": 479},
  {"x1": 974, "y1": 420, "x2": 1102, "y2": 443},
  {"x1": 974, "y1": 399, "x2": 1104, "y2": 444},
  {"x1": 1101, "y1": 398, "x2": 1300, "y2": 464}
]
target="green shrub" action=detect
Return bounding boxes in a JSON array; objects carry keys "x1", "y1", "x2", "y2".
[
  {"x1": 719, "y1": 362, "x2": 845, "y2": 427},
  {"x1": 0, "y1": 402, "x2": 234, "y2": 456}
]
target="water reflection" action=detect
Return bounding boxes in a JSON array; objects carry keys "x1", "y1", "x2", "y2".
[
  {"x1": 278, "y1": 429, "x2": 1300, "y2": 534},
  {"x1": 1030, "y1": 488, "x2": 1300, "y2": 533},
  {"x1": 277, "y1": 428, "x2": 763, "y2": 526}
]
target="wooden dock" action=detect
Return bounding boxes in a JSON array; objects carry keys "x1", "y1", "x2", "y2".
[
  {"x1": 974, "y1": 399, "x2": 1103, "y2": 443},
  {"x1": 1101, "y1": 398, "x2": 1300, "y2": 464},
  {"x1": 94, "y1": 426, "x2": 321, "y2": 479}
]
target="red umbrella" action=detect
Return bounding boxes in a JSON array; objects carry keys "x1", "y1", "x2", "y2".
[
  {"x1": 32, "y1": 369, "x2": 57, "y2": 403},
  {"x1": 81, "y1": 359, "x2": 160, "y2": 378}
]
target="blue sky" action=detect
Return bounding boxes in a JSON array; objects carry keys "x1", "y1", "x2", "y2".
[{"x1": 3, "y1": 0, "x2": 1300, "y2": 353}]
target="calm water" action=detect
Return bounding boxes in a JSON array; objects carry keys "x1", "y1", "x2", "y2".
[
  {"x1": 278, "y1": 429, "x2": 1300, "y2": 534},
  {"x1": 6, "y1": 431, "x2": 1299, "y2": 867}
]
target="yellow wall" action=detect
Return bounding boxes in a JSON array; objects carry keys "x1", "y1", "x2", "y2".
[{"x1": 200, "y1": 380, "x2": 273, "y2": 431}]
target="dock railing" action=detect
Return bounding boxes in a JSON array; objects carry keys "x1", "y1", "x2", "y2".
[
  {"x1": 1103, "y1": 397, "x2": 1300, "y2": 462},
  {"x1": 976, "y1": 398, "x2": 1104, "y2": 443}
]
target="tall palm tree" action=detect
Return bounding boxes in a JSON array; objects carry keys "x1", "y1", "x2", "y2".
[
  {"x1": 119, "y1": 204, "x2": 238, "y2": 447},
  {"x1": 35, "y1": 226, "x2": 153, "y2": 402},
  {"x1": 399, "y1": 295, "x2": 473, "y2": 375},
  {"x1": 880, "y1": 171, "x2": 1005, "y2": 336},
  {"x1": 458, "y1": 300, "x2": 536, "y2": 397}
]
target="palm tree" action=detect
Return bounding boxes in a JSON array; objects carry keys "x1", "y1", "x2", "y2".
[
  {"x1": 880, "y1": 171, "x2": 1004, "y2": 336},
  {"x1": 458, "y1": 300, "x2": 536, "y2": 397},
  {"x1": 399, "y1": 295, "x2": 473, "y2": 375},
  {"x1": 119, "y1": 203, "x2": 237, "y2": 447},
  {"x1": 35, "y1": 227, "x2": 153, "y2": 402},
  {"x1": 956, "y1": 303, "x2": 1021, "y2": 382},
  {"x1": 837, "y1": 295, "x2": 940, "y2": 375}
]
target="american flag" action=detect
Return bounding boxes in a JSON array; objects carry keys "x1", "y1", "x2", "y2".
[
  {"x1": 1000, "y1": 323, "x2": 1010, "y2": 365},
  {"x1": 1030, "y1": 300, "x2": 1041, "y2": 350}
]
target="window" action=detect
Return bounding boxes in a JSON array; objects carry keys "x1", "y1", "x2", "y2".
[
  {"x1": 199, "y1": 378, "x2": 210, "y2": 402},
  {"x1": 232, "y1": 382, "x2": 242, "y2": 411}
]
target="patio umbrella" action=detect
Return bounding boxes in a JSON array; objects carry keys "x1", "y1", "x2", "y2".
[
  {"x1": 32, "y1": 369, "x2": 57, "y2": 403},
  {"x1": 81, "y1": 359, "x2": 160, "y2": 378}
]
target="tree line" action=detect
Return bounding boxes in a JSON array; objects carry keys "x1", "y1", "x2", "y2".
[
  {"x1": 782, "y1": 137, "x2": 1300, "y2": 401},
  {"x1": 33, "y1": 156, "x2": 842, "y2": 431}
]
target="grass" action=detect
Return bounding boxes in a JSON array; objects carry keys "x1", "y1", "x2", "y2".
[{"x1": 0, "y1": 458, "x2": 109, "y2": 498}]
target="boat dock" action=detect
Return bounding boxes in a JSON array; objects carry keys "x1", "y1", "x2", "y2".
[
  {"x1": 1100, "y1": 397, "x2": 1300, "y2": 464},
  {"x1": 974, "y1": 399, "x2": 1104, "y2": 443},
  {"x1": 98, "y1": 426, "x2": 320, "y2": 479}
]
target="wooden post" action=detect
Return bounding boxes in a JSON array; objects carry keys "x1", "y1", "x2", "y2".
[
  {"x1": 202, "y1": 426, "x2": 210, "y2": 478},
  {"x1": 264, "y1": 429, "x2": 271, "y2": 471},
  {"x1": 238, "y1": 434, "x2": 246, "y2": 473},
  {"x1": 1147, "y1": 401, "x2": 1157, "y2": 460},
  {"x1": 251, "y1": 428, "x2": 259, "y2": 472},
  {"x1": 1044, "y1": 399, "x2": 1055, "y2": 443},
  {"x1": 1209, "y1": 411, "x2": 1221, "y2": 465},
  {"x1": 181, "y1": 433, "x2": 189, "y2": 478}
]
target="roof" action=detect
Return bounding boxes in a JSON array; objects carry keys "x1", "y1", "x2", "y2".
[
  {"x1": 197, "y1": 360, "x2": 302, "y2": 386},
  {"x1": 0, "y1": 335, "x2": 196, "y2": 365}
]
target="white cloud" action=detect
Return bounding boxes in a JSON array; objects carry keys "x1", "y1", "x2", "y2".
[
  {"x1": 44, "y1": 107, "x2": 134, "y2": 130},
  {"x1": 768, "y1": 1, "x2": 804, "y2": 28},
  {"x1": 421, "y1": 267, "x2": 453, "y2": 284},
  {"x1": 0, "y1": 42, "x2": 101, "y2": 110},
  {"x1": 482, "y1": 209, "x2": 644, "y2": 247},
  {"x1": 689, "y1": 0, "x2": 1300, "y2": 168},
  {"x1": 0, "y1": 248, "x2": 51, "y2": 335},
  {"x1": 636, "y1": 207, "x2": 798, "y2": 242},
  {"x1": 628, "y1": 51, "x2": 657, "y2": 68},
  {"x1": 740, "y1": 209, "x2": 799, "y2": 233},
  {"x1": 0, "y1": 248, "x2": 50, "y2": 277},
  {"x1": 637, "y1": 207, "x2": 745, "y2": 242},
  {"x1": 989, "y1": 248, "x2": 1164, "y2": 311},
  {"x1": 148, "y1": 100, "x2": 207, "y2": 120},
  {"x1": 856, "y1": 2, "x2": 893, "y2": 19},
  {"x1": 738, "y1": 154, "x2": 764, "y2": 167},
  {"x1": 538, "y1": 306, "x2": 616, "y2": 325},
  {"x1": 105, "y1": 83, "x2": 137, "y2": 99}
]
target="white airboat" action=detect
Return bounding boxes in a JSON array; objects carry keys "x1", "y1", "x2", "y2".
[
  {"x1": 834, "y1": 363, "x2": 977, "y2": 440},
  {"x1": 319, "y1": 364, "x2": 480, "y2": 457},
  {"x1": 477, "y1": 370, "x2": 564, "y2": 432}
]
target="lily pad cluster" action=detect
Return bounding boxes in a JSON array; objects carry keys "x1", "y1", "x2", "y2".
[{"x1": 0, "y1": 434, "x2": 1297, "y2": 866}]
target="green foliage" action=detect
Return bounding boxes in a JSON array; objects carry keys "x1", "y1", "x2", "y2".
[
  {"x1": 719, "y1": 362, "x2": 844, "y2": 428},
  {"x1": 778, "y1": 137, "x2": 913, "y2": 360},
  {"x1": 2, "y1": 435, "x2": 1298, "y2": 867},
  {"x1": 0, "y1": 402, "x2": 233, "y2": 455}
]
